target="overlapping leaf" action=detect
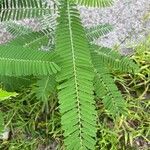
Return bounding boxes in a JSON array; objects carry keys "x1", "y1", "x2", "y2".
[
  {"x1": 86, "y1": 24, "x2": 113, "y2": 42},
  {"x1": 8, "y1": 29, "x2": 54, "y2": 50},
  {"x1": 94, "y1": 70, "x2": 127, "y2": 116},
  {"x1": 34, "y1": 76, "x2": 57, "y2": 102},
  {"x1": 33, "y1": 76, "x2": 57, "y2": 112},
  {"x1": 0, "y1": 0, "x2": 53, "y2": 21},
  {"x1": 91, "y1": 45, "x2": 139, "y2": 73},
  {"x1": 4, "y1": 22, "x2": 33, "y2": 37},
  {"x1": 0, "y1": 75, "x2": 35, "y2": 92},
  {"x1": 70, "y1": 0, "x2": 114, "y2": 7},
  {"x1": 0, "y1": 45, "x2": 60, "y2": 76},
  {"x1": 91, "y1": 46, "x2": 127, "y2": 116}
]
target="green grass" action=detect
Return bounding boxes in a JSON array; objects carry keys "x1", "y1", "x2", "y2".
[{"x1": 0, "y1": 89, "x2": 62, "y2": 149}]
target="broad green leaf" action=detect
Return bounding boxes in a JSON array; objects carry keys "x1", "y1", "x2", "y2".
[{"x1": 0, "y1": 88, "x2": 17, "y2": 101}]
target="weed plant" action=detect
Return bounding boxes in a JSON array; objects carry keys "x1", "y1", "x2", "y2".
[{"x1": 0, "y1": 36, "x2": 149, "y2": 149}]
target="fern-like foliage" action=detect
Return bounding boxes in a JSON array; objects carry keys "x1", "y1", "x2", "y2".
[
  {"x1": 7, "y1": 23, "x2": 113, "y2": 52},
  {"x1": 37, "y1": 14, "x2": 57, "y2": 30},
  {"x1": 70, "y1": 0, "x2": 114, "y2": 7},
  {"x1": 33, "y1": 76, "x2": 57, "y2": 112},
  {"x1": 86, "y1": 24, "x2": 113, "y2": 42},
  {"x1": 91, "y1": 45, "x2": 139, "y2": 73},
  {"x1": 3, "y1": 13, "x2": 57, "y2": 37},
  {"x1": 9, "y1": 29, "x2": 54, "y2": 50},
  {"x1": 4, "y1": 22, "x2": 113, "y2": 52},
  {"x1": 0, "y1": 0, "x2": 52, "y2": 21},
  {"x1": 0, "y1": 45, "x2": 60, "y2": 76},
  {"x1": 4, "y1": 22, "x2": 33, "y2": 37},
  {"x1": 0, "y1": 0, "x2": 139, "y2": 149},
  {"x1": 90, "y1": 45, "x2": 138, "y2": 115},
  {"x1": 0, "y1": 75, "x2": 34, "y2": 92},
  {"x1": 55, "y1": 1, "x2": 96, "y2": 149},
  {"x1": 94, "y1": 70, "x2": 127, "y2": 116}
]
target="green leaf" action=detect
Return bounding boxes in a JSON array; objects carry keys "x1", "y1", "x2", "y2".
[
  {"x1": 33, "y1": 75, "x2": 57, "y2": 112},
  {"x1": 86, "y1": 24, "x2": 113, "y2": 41},
  {"x1": 0, "y1": 0, "x2": 52, "y2": 21},
  {"x1": 34, "y1": 76, "x2": 57, "y2": 102},
  {"x1": 55, "y1": 1, "x2": 96, "y2": 149},
  {"x1": 70, "y1": 0, "x2": 114, "y2": 7},
  {"x1": 9, "y1": 29, "x2": 54, "y2": 51},
  {"x1": 4, "y1": 22, "x2": 33, "y2": 37},
  {"x1": 91, "y1": 45, "x2": 139, "y2": 73},
  {"x1": 0, "y1": 75, "x2": 35, "y2": 92},
  {"x1": 0, "y1": 44, "x2": 60, "y2": 76},
  {"x1": 0, "y1": 88, "x2": 17, "y2": 101},
  {"x1": 94, "y1": 69, "x2": 127, "y2": 116}
]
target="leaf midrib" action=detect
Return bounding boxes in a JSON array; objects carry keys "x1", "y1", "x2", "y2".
[
  {"x1": 67, "y1": 2, "x2": 83, "y2": 147},
  {"x1": 0, "y1": 57, "x2": 52, "y2": 64}
]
